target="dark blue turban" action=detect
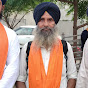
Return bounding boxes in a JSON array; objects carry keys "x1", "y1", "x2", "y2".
[
  {"x1": 87, "y1": 8, "x2": 88, "y2": 16},
  {"x1": 1, "y1": 0, "x2": 7, "y2": 5},
  {"x1": 33, "y1": 2, "x2": 61, "y2": 25}
]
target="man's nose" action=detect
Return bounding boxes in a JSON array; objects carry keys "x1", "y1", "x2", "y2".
[{"x1": 44, "y1": 20, "x2": 48, "y2": 27}]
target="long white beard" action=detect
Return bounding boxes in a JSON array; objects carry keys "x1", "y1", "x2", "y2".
[{"x1": 33, "y1": 25, "x2": 59, "y2": 49}]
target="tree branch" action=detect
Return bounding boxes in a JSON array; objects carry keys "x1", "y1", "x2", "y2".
[
  {"x1": 13, "y1": 11, "x2": 29, "y2": 29},
  {"x1": 3, "y1": 15, "x2": 11, "y2": 28},
  {"x1": 58, "y1": 0, "x2": 74, "y2": 4},
  {"x1": 11, "y1": 12, "x2": 19, "y2": 27},
  {"x1": 77, "y1": 22, "x2": 88, "y2": 30}
]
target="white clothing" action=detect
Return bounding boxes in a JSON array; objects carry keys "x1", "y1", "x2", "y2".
[
  {"x1": 76, "y1": 39, "x2": 88, "y2": 88},
  {"x1": 17, "y1": 41, "x2": 77, "y2": 88},
  {"x1": 0, "y1": 25, "x2": 20, "y2": 88}
]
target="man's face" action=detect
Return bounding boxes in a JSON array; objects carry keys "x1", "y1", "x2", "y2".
[
  {"x1": 34, "y1": 12, "x2": 59, "y2": 49},
  {"x1": 37, "y1": 11, "x2": 55, "y2": 30},
  {"x1": 34, "y1": 12, "x2": 58, "y2": 49}
]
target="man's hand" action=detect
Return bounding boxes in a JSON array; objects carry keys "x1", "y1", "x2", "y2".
[
  {"x1": 15, "y1": 81, "x2": 26, "y2": 88},
  {"x1": 67, "y1": 79, "x2": 76, "y2": 88}
]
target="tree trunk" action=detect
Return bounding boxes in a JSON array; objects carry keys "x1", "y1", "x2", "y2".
[{"x1": 73, "y1": 0, "x2": 78, "y2": 58}]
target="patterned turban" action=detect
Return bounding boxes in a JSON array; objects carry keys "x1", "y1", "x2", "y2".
[{"x1": 33, "y1": 2, "x2": 61, "y2": 25}]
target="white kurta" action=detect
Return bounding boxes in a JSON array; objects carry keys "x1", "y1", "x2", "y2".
[
  {"x1": 76, "y1": 39, "x2": 88, "y2": 88},
  {"x1": 0, "y1": 25, "x2": 20, "y2": 88},
  {"x1": 17, "y1": 41, "x2": 77, "y2": 88}
]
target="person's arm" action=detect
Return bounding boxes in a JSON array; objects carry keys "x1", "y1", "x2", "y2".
[
  {"x1": 67, "y1": 79, "x2": 76, "y2": 88},
  {"x1": 16, "y1": 81, "x2": 26, "y2": 88},
  {"x1": 0, "y1": 30, "x2": 20, "y2": 88},
  {"x1": 16, "y1": 43, "x2": 28, "y2": 88},
  {"x1": 66, "y1": 42, "x2": 77, "y2": 88}
]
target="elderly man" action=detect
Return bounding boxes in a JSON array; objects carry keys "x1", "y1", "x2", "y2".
[
  {"x1": 16, "y1": 2, "x2": 77, "y2": 88},
  {"x1": 0, "y1": 0, "x2": 20, "y2": 88}
]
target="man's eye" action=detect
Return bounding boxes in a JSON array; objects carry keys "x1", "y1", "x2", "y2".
[
  {"x1": 49, "y1": 19, "x2": 54, "y2": 21},
  {"x1": 39, "y1": 18, "x2": 44, "y2": 22}
]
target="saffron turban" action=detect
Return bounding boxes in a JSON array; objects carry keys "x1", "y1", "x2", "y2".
[
  {"x1": 1, "y1": 0, "x2": 7, "y2": 5},
  {"x1": 33, "y1": 2, "x2": 61, "y2": 25}
]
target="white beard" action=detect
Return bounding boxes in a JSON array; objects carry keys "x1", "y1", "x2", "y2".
[{"x1": 33, "y1": 25, "x2": 59, "y2": 49}]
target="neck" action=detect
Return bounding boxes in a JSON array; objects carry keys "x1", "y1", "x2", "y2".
[{"x1": 45, "y1": 46, "x2": 50, "y2": 50}]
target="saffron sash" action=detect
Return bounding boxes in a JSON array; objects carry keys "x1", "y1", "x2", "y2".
[
  {"x1": 0, "y1": 23, "x2": 8, "y2": 79},
  {"x1": 28, "y1": 40, "x2": 63, "y2": 88}
]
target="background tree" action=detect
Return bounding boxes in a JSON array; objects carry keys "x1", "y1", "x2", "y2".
[
  {"x1": 3, "y1": 0, "x2": 88, "y2": 59},
  {"x1": 3, "y1": 0, "x2": 56, "y2": 29},
  {"x1": 58, "y1": 0, "x2": 88, "y2": 58},
  {"x1": 3, "y1": 0, "x2": 88, "y2": 31}
]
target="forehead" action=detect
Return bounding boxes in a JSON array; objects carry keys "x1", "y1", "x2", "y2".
[{"x1": 41, "y1": 12, "x2": 53, "y2": 19}]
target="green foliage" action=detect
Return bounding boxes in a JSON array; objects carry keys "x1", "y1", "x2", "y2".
[
  {"x1": 4, "y1": 0, "x2": 56, "y2": 14},
  {"x1": 78, "y1": 1, "x2": 88, "y2": 19},
  {"x1": 62, "y1": 0, "x2": 88, "y2": 21},
  {"x1": 3, "y1": 0, "x2": 56, "y2": 29},
  {"x1": 66, "y1": 5, "x2": 74, "y2": 16}
]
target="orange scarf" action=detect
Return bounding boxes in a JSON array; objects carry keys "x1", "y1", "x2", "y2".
[
  {"x1": 0, "y1": 23, "x2": 8, "y2": 79},
  {"x1": 28, "y1": 40, "x2": 63, "y2": 88}
]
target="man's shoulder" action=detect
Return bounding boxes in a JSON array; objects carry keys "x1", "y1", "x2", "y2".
[
  {"x1": 4, "y1": 25, "x2": 15, "y2": 32},
  {"x1": 84, "y1": 38, "x2": 88, "y2": 45},
  {"x1": 82, "y1": 30, "x2": 88, "y2": 34},
  {"x1": 3, "y1": 25, "x2": 17, "y2": 37}
]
